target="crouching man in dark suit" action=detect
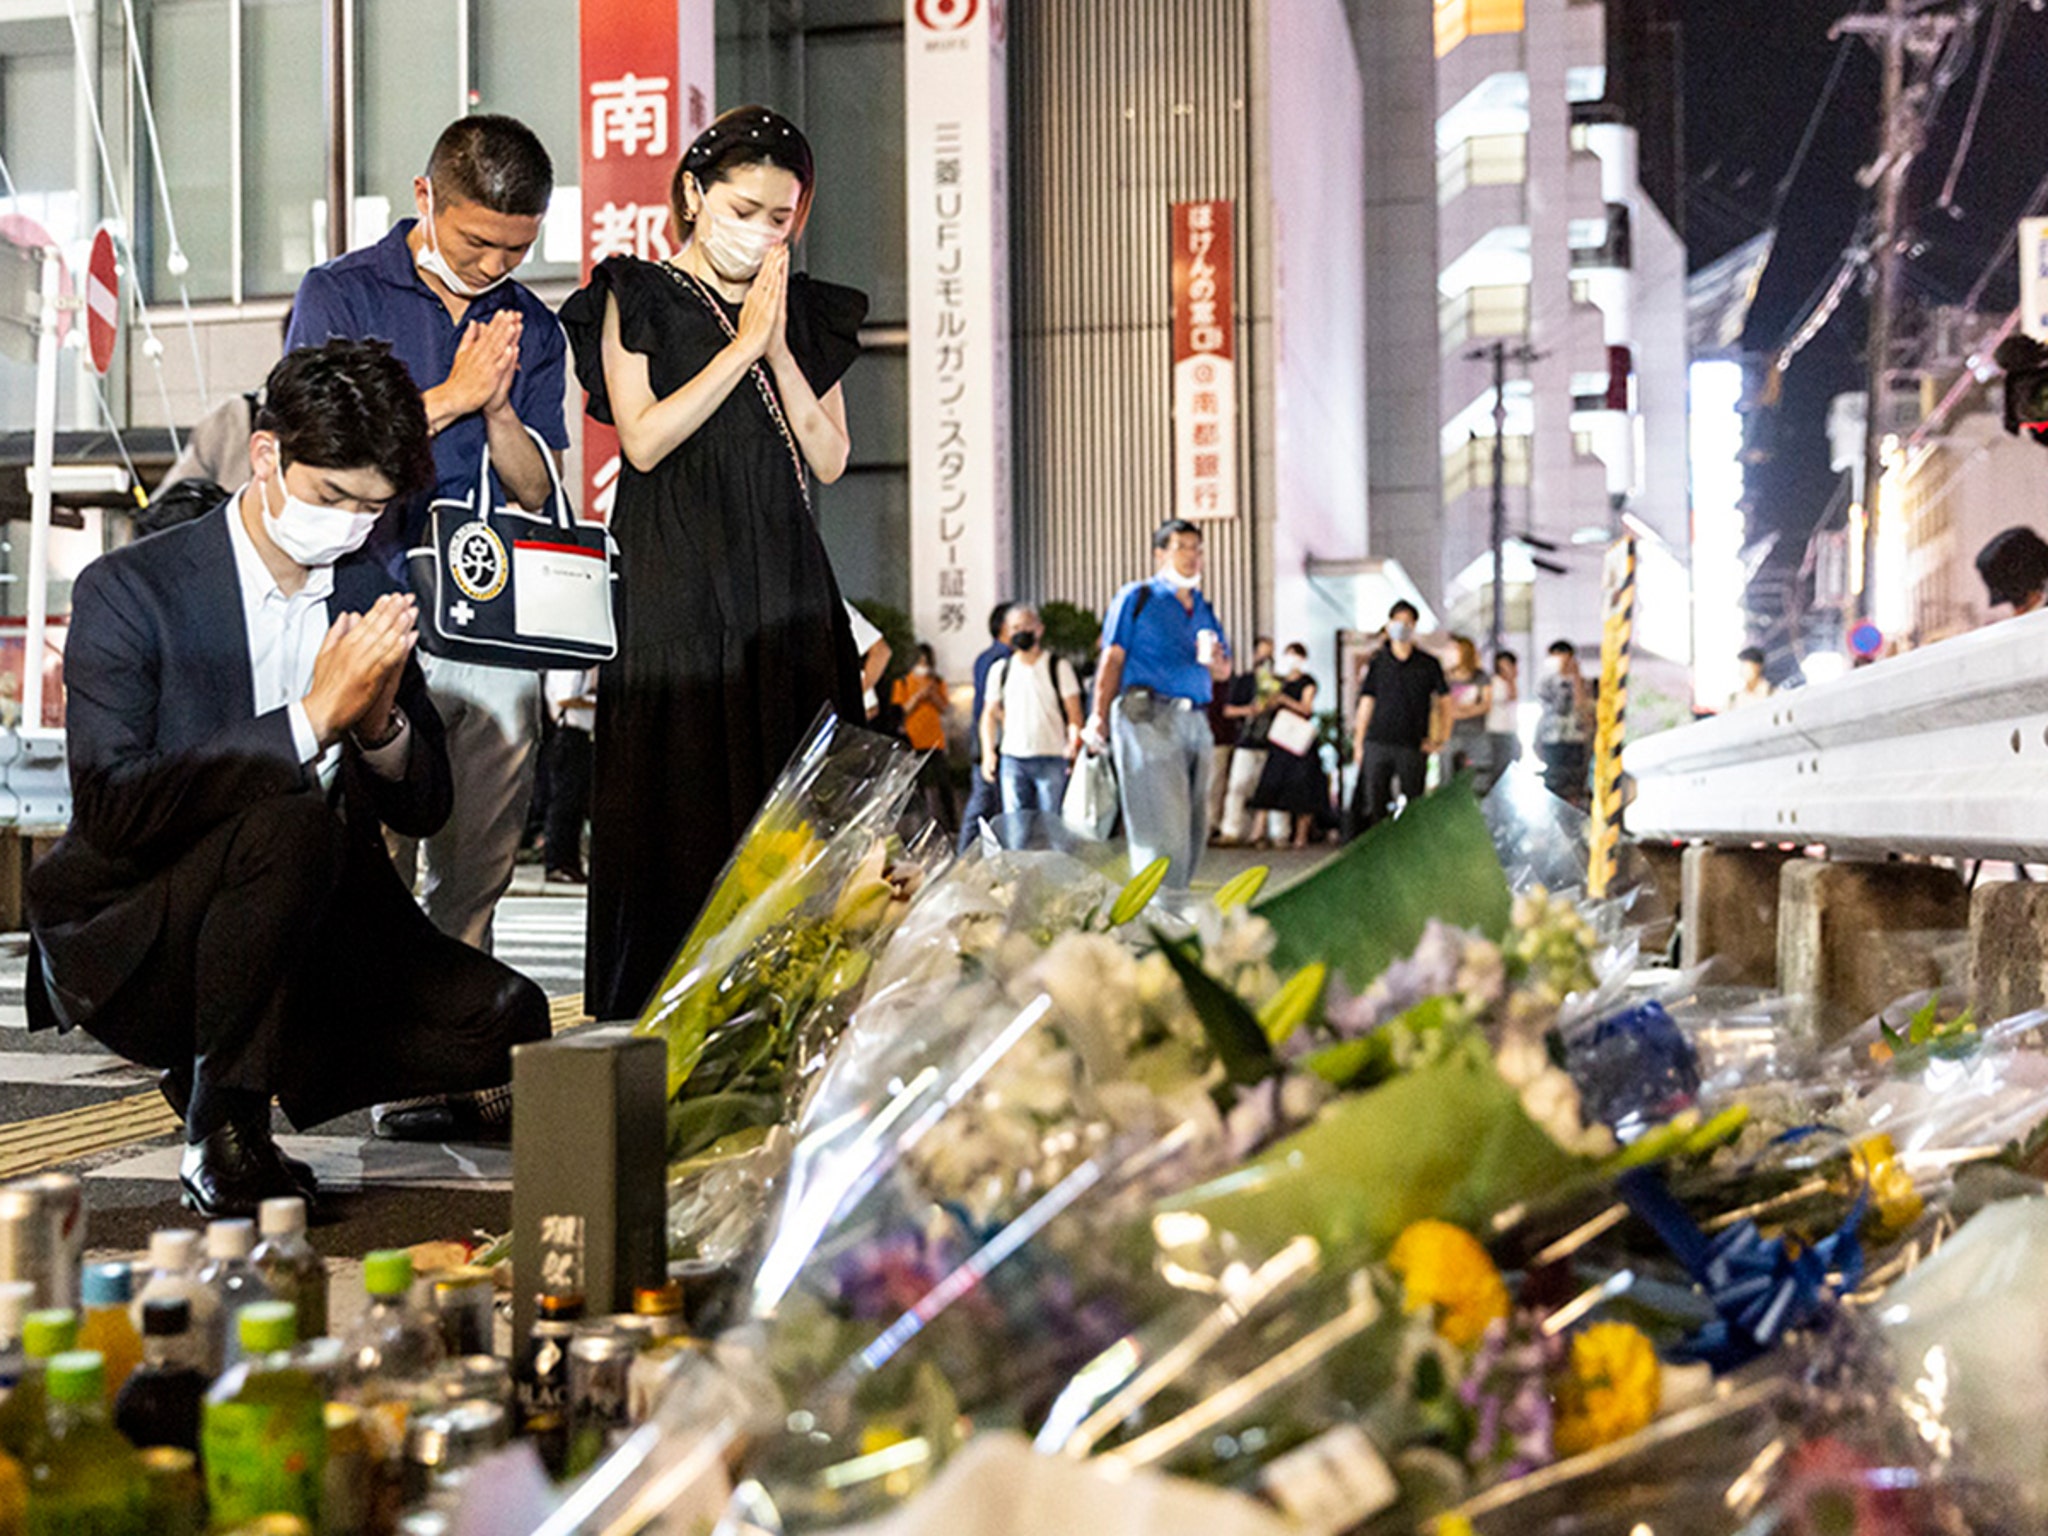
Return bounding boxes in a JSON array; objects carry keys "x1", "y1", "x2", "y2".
[{"x1": 26, "y1": 339, "x2": 551, "y2": 1218}]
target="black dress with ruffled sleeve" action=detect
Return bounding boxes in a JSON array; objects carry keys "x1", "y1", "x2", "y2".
[{"x1": 559, "y1": 256, "x2": 868, "y2": 1019}]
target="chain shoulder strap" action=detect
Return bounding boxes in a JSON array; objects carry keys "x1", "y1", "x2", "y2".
[{"x1": 663, "y1": 262, "x2": 812, "y2": 512}]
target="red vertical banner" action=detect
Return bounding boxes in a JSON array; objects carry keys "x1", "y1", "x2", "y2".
[
  {"x1": 578, "y1": 0, "x2": 713, "y2": 519},
  {"x1": 1171, "y1": 200, "x2": 1237, "y2": 521}
]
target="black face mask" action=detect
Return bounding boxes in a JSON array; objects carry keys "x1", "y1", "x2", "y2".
[{"x1": 1012, "y1": 630, "x2": 1041, "y2": 652}]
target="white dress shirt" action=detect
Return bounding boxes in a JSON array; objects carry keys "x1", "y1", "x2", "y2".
[{"x1": 224, "y1": 489, "x2": 410, "y2": 782}]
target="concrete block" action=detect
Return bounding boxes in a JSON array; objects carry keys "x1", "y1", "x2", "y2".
[
  {"x1": 1679, "y1": 845, "x2": 1795, "y2": 986},
  {"x1": 1969, "y1": 881, "x2": 2048, "y2": 1023},
  {"x1": 1778, "y1": 861, "x2": 1970, "y2": 1043}
]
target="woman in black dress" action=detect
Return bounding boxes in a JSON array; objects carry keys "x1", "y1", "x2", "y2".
[
  {"x1": 560, "y1": 107, "x2": 867, "y2": 1019},
  {"x1": 1248, "y1": 644, "x2": 1331, "y2": 848}
]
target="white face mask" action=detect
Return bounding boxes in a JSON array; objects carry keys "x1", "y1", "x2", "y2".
[
  {"x1": 1386, "y1": 621, "x2": 1414, "y2": 645},
  {"x1": 415, "y1": 185, "x2": 511, "y2": 299},
  {"x1": 1159, "y1": 565, "x2": 1202, "y2": 591},
  {"x1": 696, "y1": 212, "x2": 782, "y2": 281},
  {"x1": 1284, "y1": 657, "x2": 1305, "y2": 677},
  {"x1": 262, "y1": 472, "x2": 379, "y2": 568}
]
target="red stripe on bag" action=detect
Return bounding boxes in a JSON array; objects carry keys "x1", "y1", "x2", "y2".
[{"x1": 513, "y1": 541, "x2": 606, "y2": 559}]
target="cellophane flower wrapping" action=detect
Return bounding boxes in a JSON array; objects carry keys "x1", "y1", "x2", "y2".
[{"x1": 633, "y1": 710, "x2": 930, "y2": 1240}]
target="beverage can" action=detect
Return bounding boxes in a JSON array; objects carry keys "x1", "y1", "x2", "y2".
[
  {"x1": 428, "y1": 1268, "x2": 495, "y2": 1358},
  {"x1": 442, "y1": 1353, "x2": 512, "y2": 1410},
  {"x1": 1196, "y1": 629, "x2": 1220, "y2": 667},
  {"x1": 0, "y1": 1174, "x2": 84, "y2": 1308}
]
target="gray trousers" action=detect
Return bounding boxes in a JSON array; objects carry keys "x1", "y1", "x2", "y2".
[
  {"x1": 1110, "y1": 694, "x2": 1213, "y2": 890},
  {"x1": 388, "y1": 655, "x2": 543, "y2": 953}
]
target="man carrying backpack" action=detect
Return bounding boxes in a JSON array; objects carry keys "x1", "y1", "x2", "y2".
[{"x1": 978, "y1": 604, "x2": 1084, "y2": 819}]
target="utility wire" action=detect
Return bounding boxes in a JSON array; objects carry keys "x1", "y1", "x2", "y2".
[
  {"x1": 1936, "y1": 0, "x2": 2011, "y2": 210},
  {"x1": 1770, "y1": 36, "x2": 1855, "y2": 228}
]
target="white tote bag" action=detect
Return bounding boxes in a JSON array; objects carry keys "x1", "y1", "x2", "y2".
[{"x1": 1061, "y1": 749, "x2": 1120, "y2": 840}]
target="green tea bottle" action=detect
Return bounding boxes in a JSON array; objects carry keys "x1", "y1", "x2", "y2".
[
  {"x1": 201, "y1": 1302, "x2": 326, "y2": 1531},
  {"x1": 0, "y1": 1312, "x2": 78, "y2": 1461},
  {"x1": 24, "y1": 1351, "x2": 144, "y2": 1535}
]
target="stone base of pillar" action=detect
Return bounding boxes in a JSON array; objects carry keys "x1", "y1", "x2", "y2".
[
  {"x1": 1679, "y1": 845, "x2": 1796, "y2": 986},
  {"x1": 1969, "y1": 880, "x2": 2048, "y2": 1023},
  {"x1": 1779, "y1": 860, "x2": 1969, "y2": 1043}
]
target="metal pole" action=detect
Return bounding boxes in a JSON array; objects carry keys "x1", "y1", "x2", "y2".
[
  {"x1": 323, "y1": 0, "x2": 348, "y2": 259},
  {"x1": 1488, "y1": 339, "x2": 1508, "y2": 661},
  {"x1": 1858, "y1": 0, "x2": 1907, "y2": 627},
  {"x1": 24, "y1": 249, "x2": 60, "y2": 735}
]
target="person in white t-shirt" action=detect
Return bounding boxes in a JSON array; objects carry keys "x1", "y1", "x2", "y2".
[{"x1": 979, "y1": 606, "x2": 1084, "y2": 818}]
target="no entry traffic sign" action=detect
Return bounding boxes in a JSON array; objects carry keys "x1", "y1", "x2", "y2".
[{"x1": 85, "y1": 227, "x2": 118, "y2": 376}]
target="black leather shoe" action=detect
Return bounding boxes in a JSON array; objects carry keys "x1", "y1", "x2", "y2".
[
  {"x1": 179, "y1": 1119, "x2": 303, "y2": 1221},
  {"x1": 161, "y1": 1072, "x2": 319, "y2": 1202},
  {"x1": 371, "y1": 1093, "x2": 511, "y2": 1145}
]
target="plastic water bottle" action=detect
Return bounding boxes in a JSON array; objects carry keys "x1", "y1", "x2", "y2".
[
  {"x1": 113, "y1": 1298, "x2": 209, "y2": 1454},
  {"x1": 196, "y1": 1221, "x2": 271, "y2": 1370},
  {"x1": 202, "y1": 1302, "x2": 326, "y2": 1530},
  {"x1": 251, "y1": 1198, "x2": 328, "y2": 1341},
  {"x1": 130, "y1": 1231, "x2": 218, "y2": 1374},
  {"x1": 25, "y1": 1351, "x2": 145, "y2": 1531},
  {"x1": 0, "y1": 1309, "x2": 77, "y2": 1460},
  {"x1": 77, "y1": 1263, "x2": 143, "y2": 1401}
]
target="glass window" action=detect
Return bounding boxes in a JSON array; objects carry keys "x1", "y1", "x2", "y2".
[
  {"x1": 141, "y1": 0, "x2": 235, "y2": 301},
  {"x1": 242, "y1": 0, "x2": 325, "y2": 297},
  {"x1": 472, "y1": 0, "x2": 580, "y2": 282},
  {"x1": 0, "y1": 33, "x2": 89, "y2": 435},
  {"x1": 1442, "y1": 434, "x2": 1530, "y2": 503},
  {"x1": 1434, "y1": 0, "x2": 1525, "y2": 58},
  {"x1": 356, "y1": 0, "x2": 459, "y2": 247}
]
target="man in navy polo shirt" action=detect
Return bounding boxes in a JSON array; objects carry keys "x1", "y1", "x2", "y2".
[
  {"x1": 1084, "y1": 520, "x2": 1232, "y2": 888},
  {"x1": 286, "y1": 115, "x2": 567, "y2": 978}
]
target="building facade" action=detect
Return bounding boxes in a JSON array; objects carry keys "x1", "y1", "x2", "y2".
[{"x1": 1358, "y1": 0, "x2": 1691, "y2": 672}]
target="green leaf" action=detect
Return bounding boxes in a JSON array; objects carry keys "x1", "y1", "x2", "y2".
[
  {"x1": 1109, "y1": 857, "x2": 1172, "y2": 927},
  {"x1": 1257, "y1": 963, "x2": 1328, "y2": 1045},
  {"x1": 1301, "y1": 1035, "x2": 1393, "y2": 1090},
  {"x1": 1212, "y1": 866, "x2": 1271, "y2": 913},
  {"x1": 1253, "y1": 780, "x2": 1511, "y2": 994},
  {"x1": 1152, "y1": 930, "x2": 1278, "y2": 1087},
  {"x1": 1908, "y1": 994, "x2": 1942, "y2": 1046},
  {"x1": 1879, "y1": 1020, "x2": 1906, "y2": 1054},
  {"x1": 1160, "y1": 1057, "x2": 1589, "y2": 1269}
]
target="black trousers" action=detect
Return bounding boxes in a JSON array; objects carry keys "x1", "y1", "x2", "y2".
[
  {"x1": 1349, "y1": 742, "x2": 1428, "y2": 837},
  {"x1": 77, "y1": 793, "x2": 550, "y2": 1136},
  {"x1": 543, "y1": 725, "x2": 593, "y2": 875}
]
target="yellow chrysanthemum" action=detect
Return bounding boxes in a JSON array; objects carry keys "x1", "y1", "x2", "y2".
[
  {"x1": 1387, "y1": 1219, "x2": 1510, "y2": 1347},
  {"x1": 1850, "y1": 1134, "x2": 1924, "y2": 1238},
  {"x1": 1552, "y1": 1321, "x2": 1661, "y2": 1456}
]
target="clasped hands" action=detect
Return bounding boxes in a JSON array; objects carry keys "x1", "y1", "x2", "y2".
[{"x1": 302, "y1": 593, "x2": 417, "y2": 748}]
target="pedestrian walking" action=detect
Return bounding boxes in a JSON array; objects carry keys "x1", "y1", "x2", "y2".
[
  {"x1": 979, "y1": 607, "x2": 1084, "y2": 820},
  {"x1": 957, "y1": 602, "x2": 1020, "y2": 850},
  {"x1": 1248, "y1": 643, "x2": 1330, "y2": 848},
  {"x1": 1348, "y1": 602, "x2": 1447, "y2": 834},
  {"x1": 894, "y1": 644, "x2": 959, "y2": 835},
  {"x1": 1477, "y1": 649, "x2": 1522, "y2": 797},
  {"x1": 1536, "y1": 639, "x2": 1591, "y2": 807},
  {"x1": 560, "y1": 105, "x2": 867, "y2": 1020},
  {"x1": 1213, "y1": 637, "x2": 1274, "y2": 845},
  {"x1": 1440, "y1": 634, "x2": 1492, "y2": 785},
  {"x1": 1082, "y1": 520, "x2": 1233, "y2": 888},
  {"x1": 285, "y1": 115, "x2": 568, "y2": 958}
]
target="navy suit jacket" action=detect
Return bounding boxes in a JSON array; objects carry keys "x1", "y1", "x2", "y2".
[{"x1": 25, "y1": 499, "x2": 451, "y2": 1031}]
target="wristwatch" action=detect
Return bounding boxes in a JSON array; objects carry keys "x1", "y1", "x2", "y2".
[{"x1": 354, "y1": 705, "x2": 407, "y2": 751}]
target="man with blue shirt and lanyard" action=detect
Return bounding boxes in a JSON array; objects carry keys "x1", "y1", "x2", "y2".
[
  {"x1": 1084, "y1": 520, "x2": 1232, "y2": 888},
  {"x1": 286, "y1": 115, "x2": 567, "y2": 981}
]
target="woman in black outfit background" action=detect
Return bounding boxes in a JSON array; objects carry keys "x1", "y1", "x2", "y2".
[{"x1": 560, "y1": 107, "x2": 867, "y2": 1019}]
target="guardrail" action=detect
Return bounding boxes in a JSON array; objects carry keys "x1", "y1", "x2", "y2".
[{"x1": 1624, "y1": 610, "x2": 2048, "y2": 863}]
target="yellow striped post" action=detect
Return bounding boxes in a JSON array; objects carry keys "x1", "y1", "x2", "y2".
[{"x1": 1588, "y1": 537, "x2": 1637, "y2": 898}]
